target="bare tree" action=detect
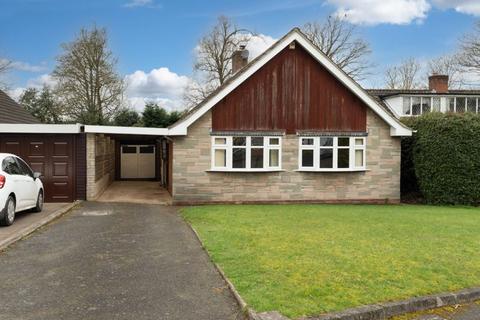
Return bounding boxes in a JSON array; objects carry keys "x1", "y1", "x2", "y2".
[
  {"x1": 302, "y1": 16, "x2": 372, "y2": 80},
  {"x1": 457, "y1": 20, "x2": 480, "y2": 87},
  {"x1": 427, "y1": 55, "x2": 462, "y2": 88},
  {"x1": 52, "y1": 26, "x2": 124, "y2": 124},
  {"x1": 384, "y1": 58, "x2": 422, "y2": 89},
  {"x1": 185, "y1": 16, "x2": 251, "y2": 107},
  {"x1": 0, "y1": 58, "x2": 11, "y2": 89}
]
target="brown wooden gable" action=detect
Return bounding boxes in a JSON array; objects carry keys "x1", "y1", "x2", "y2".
[{"x1": 211, "y1": 42, "x2": 367, "y2": 134}]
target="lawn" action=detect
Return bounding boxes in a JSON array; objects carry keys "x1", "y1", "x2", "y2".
[{"x1": 181, "y1": 204, "x2": 480, "y2": 318}]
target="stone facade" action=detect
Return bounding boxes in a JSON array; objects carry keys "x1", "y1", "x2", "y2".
[
  {"x1": 172, "y1": 109, "x2": 401, "y2": 204},
  {"x1": 86, "y1": 133, "x2": 115, "y2": 200}
]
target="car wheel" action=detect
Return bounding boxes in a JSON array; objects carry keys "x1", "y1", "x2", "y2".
[
  {"x1": 33, "y1": 191, "x2": 44, "y2": 213},
  {"x1": 0, "y1": 196, "x2": 15, "y2": 226}
]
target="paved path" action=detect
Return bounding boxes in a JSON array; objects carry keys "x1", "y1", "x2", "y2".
[
  {"x1": 0, "y1": 202, "x2": 241, "y2": 320},
  {"x1": 413, "y1": 303, "x2": 480, "y2": 320}
]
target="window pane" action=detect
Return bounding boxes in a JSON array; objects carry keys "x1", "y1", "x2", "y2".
[
  {"x1": 269, "y1": 149, "x2": 279, "y2": 167},
  {"x1": 269, "y1": 138, "x2": 279, "y2": 145},
  {"x1": 421, "y1": 97, "x2": 431, "y2": 113},
  {"x1": 355, "y1": 150, "x2": 364, "y2": 167},
  {"x1": 432, "y1": 97, "x2": 441, "y2": 112},
  {"x1": 214, "y1": 137, "x2": 226, "y2": 145},
  {"x1": 139, "y1": 146, "x2": 154, "y2": 154},
  {"x1": 251, "y1": 148, "x2": 264, "y2": 168},
  {"x1": 251, "y1": 137, "x2": 264, "y2": 146},
  {"x1": 467, "y1": 98, "x2": 477, "y2": 113},
  {"x1": 337, "y1": 149, "x2": 349, "y2": 168},
  {"x1": 448, "y1": 97, "x2": 455, "y2": 112},
  {"x1": 320, "y1": 137, "x2": 333, "y2": 146},
  {"x1": 338, "y1": 137, "x2": 350, "y2": 147},
  {"x1": 233, "y1": 137, "x2": 246, "y2": 146},
  {"x1": 320, "y1": 149, "x2": 333, "y2": 168},
  {"x1": 412, "y1": 97, "x2": 421, "y2": 115},
  {"x1": 403, "y1": 97, "x2": 411, "y2": 115},
  {"x1": 232, "y1": 148, "x2": 246, "y2": 168},
  {"x1": 214, "y1": 149, "x2": 226, "y2": 167},
  {"x1": 302, "y1": 138, "x2": 314, "y2": 145},
  {"x1": 302, "y1": 150, "x2": 314, "y2": 167},
  {"x1": 456, "y1": 97, "x2": 466, "y2": 113},
  {"x1": 355, "y1": 138, "x2": 364, "y2": 146},
  {"x1": 122, "y1": 146, "x2": 137, "y2": 153}
]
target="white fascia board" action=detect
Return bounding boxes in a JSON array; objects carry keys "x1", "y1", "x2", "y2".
[
  {"x1": 84, "y1": 125, "x2": 169, "y2": 136},
  {"x1": 170, "y1": 30, "x2": 412, "y2": 137},
  {"x1": 0, "y1": 123, "x2": 82, "y2": 134}
]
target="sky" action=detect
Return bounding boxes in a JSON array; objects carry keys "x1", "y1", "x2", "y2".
[{"x1": 0, "y1": 0, "x2": 479, "y2": 111}]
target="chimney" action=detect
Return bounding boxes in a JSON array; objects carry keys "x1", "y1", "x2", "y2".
[
  {"x1": 232, "y1": 45, "x2": 249, "y2": 73},
  {"x1": 428, "y1": 74, "x2": 449, "y2": 93}
]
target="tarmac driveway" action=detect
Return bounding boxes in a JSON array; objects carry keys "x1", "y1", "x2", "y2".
[{"x1": 0, "y1": 202, "x2": 241, "y2": 320}]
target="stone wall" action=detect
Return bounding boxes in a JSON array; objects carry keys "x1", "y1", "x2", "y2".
[
  {"x1": 172, "y1": 109, "x2": 401, "y2": 204},
  {"x1": 86, "y1": 133, "x2": 115, "y2": 200}
]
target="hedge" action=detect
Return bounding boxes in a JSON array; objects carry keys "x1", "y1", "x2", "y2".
[{"x1": 402, "y1": 112, "x2": 480, "y2": 205}]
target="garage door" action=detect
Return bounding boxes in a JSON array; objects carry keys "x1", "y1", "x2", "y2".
[
  {"x1": 121, "y1": 145, "x2": 155, "y2": 179},
  {"x1": 0, "y1": 135, "x2": 75, "y2": 202}
]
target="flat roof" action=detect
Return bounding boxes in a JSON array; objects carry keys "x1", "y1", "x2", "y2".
[
  {"x1": 0, "y1": 123, "x2": 82, "y2": 134},
  {"x1": 84, "y1": 125, "x2": 169, "y2": 136}
]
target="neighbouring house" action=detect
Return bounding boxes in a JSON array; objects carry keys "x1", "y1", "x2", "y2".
[
  {"x1": 0, "y1": 28, "x2": 431, "y2": 205},
  {"x1": 368, "y1": 75, "x2": 480, "y2": 117}
]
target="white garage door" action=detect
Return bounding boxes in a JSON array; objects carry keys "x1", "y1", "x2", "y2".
[{"x1": 121, "y1": 145, "x2": 156, "y2": 179}]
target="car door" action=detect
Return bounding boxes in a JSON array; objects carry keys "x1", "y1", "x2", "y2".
[
  {"x1": 2, "y1": 157, "x2": 29, "y2": 210},
  {"x1": 15, "y1": 157, "x2": 37, "y2": 207}
]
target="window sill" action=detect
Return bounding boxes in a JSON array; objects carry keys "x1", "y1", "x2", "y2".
[
  {"x1": 295, "y1": 168, "x2": 369, "y2": 172},
  {"x1": 207, "y1": 169, "x2": 285, "y2": 173}
]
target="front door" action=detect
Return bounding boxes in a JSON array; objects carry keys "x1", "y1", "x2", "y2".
[{"x1": 120, "y1": 145, "x2": 155, "y2": 179}]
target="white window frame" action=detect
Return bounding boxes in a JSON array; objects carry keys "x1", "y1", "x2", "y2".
[
  {"x1": 210, "y1": 136, "x2": 282, "y2": 172},
  {"x1": 298, "y1": 136, "x2": 366, "y2": 172}
]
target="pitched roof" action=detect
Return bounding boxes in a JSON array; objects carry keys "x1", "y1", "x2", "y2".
[
  {"x1": 0, "y1": 89, "x2": 39, "y2": 124},
  {"x1": 170, "y1": 28, "x2": 412, "y2": 137}
]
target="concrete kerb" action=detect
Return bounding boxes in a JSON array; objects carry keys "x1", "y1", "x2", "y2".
[
  {"x1": 0, "y1": 201, "x2": 80, "y2": 252},
  {"x1": 181, "y1": 214, "x2": 480, "y2": 320}
]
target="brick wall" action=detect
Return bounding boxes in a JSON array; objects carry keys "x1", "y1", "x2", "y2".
[
  {"x1": 172, "y1": 109, "x2": 401, "y2": 204},
  {"x1": 86, "y1": 133, "x2": 115, "y2": 200}
]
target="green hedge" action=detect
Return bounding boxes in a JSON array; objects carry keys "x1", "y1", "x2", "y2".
[{"x1": 402, "y1": 113, "x2": 480, "y2": 205}]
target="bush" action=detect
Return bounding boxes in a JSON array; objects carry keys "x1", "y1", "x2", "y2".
[{"x1": 402, "y1": 113, "x2": 480, "y2": 205}]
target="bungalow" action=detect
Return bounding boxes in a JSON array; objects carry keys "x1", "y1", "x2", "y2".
[{"x1": 1, "y1": 28, "x2": 416, "y2": 204}]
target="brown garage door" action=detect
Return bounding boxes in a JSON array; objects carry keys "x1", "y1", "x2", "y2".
[{"x1": 0, "y1": 134, "x2": 75, "y2": 202}]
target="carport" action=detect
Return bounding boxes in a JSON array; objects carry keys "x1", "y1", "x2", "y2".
[{"x1": 83, "y1": 125, "x2": 172, "y2": 203}]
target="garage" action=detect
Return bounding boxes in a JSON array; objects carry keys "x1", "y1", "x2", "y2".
[
  {"x1": 120, "y1": 144, "x2": 156, "y2": 179},
  {"x1": 0, "y1": 124, "x2": 85, "y2": 203}
]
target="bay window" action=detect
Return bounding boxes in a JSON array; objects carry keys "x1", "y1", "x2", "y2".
[
  {"x1": 211, "y1": 136, "x2": 282, "y2": 171},
  {"x1": 298, "y1": 136, "x2": 366, "y2": 171}
]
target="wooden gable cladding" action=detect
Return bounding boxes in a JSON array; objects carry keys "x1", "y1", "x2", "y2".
[{"x1": 211, "y1": 42, "x2": 367, "y2": 134}]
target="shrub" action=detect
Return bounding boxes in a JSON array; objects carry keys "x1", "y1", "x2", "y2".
[{"x1": 402, "y1": 113, "x2": 480, "y2": 205}]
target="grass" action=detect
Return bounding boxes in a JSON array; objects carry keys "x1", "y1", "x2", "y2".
[{"x1": 181, "y1": 204, "x2": 480, "y2": 318}]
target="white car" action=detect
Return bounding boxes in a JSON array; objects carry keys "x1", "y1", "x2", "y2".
[{"x1": 0, "y1": 153, "x2": 44, "y2": 226}]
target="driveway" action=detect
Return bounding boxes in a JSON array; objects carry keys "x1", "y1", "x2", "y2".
[{"x1": 0, "y1": 202, "x2": 241, "y2": 320}]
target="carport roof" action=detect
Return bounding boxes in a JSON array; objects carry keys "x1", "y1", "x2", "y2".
[{"x1": 84, "y1": 125, "x2": 168, "y2": 136}]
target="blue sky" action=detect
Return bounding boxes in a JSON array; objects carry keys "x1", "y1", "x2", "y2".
[{"x1": 0, "y1": 0, "x2": 479, "y2": 110}]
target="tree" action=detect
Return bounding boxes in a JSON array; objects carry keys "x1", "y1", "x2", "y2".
[
  {"x1": 185, "y1": 16, "x2": 251, "y2": 107},
  {"x1": 113, "y1": 108, "x2": 141, "y2": 126},
  {"x1": 0, "y1": 58, "x2": 11, "y2": 89},
  {"x1": 52, "y1": 26, "x2": 124, "y2": 125},
  {"x1": 427, "y1": 55, "x2": 462, "y2": 88},
  {"x1": 302, "y1": 16, "x2": 372, "y2": 80},
  {"x1": 384, "y1": 58, "x2": 422, "y2": 89},
  {"x1": 458, "y1": 21, "x2": 480, "y2": 87},
  {"x1": 19, "y1": 86, "x2": 63, "y2": 123},
  {"x1": 142, "y1": 102, "x2": 182, "y2": 128}
]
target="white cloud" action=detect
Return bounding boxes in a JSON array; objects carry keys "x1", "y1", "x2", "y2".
[
  {"x1": 0, "y1": 58, "x2": 48, "y2": 73},
  {"x1": 432, "y1": 0, "x2": 480, "y2": 16},
  {"x1": 124, "y1": 67, "x2": 190, "y2": 111},
  {"x1": 123, "y1": 0, "x2": 161, "y2": 8},
  {"x1": 246, "y1": 34, "x2": 278, "y2": 59},
  {"x1": 26, "y1": 73, "x2": 57, "y2": 88},
  {"x1": 326, "y1": 0, "x2": 431, "y2": 25}
]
